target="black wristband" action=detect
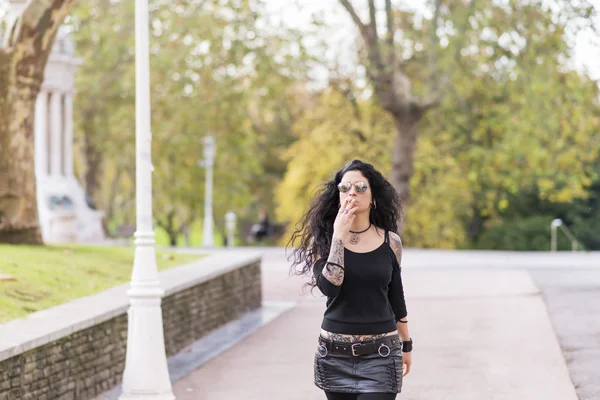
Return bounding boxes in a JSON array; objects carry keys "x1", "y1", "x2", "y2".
[
  {"x1": 402, "y1": 338, "x2": 413, "y2": 353},
  {"x1": 325, "y1": 261, "x2": 344, "y2": 270}
]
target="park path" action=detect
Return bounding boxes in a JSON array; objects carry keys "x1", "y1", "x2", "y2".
[{"x1": 172, "y1": 248, "x2": 579, "y2": 400}]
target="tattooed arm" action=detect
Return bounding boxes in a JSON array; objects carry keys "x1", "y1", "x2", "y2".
[
  {"x1": 389, "y1": 231, "x2": 413, "y2": 376},
  {"x1": 323, "y1": 237, "x2": 345, "y2": 285},
  {"x1": 313, "y1": 236, "x2": 346, "y2": 297},
  {"x1": 313, "y1": 196, "x2": 356, "y2": 296},
  {"x1": 388, "y1": 231, "x2": 410, "y2": 340}
]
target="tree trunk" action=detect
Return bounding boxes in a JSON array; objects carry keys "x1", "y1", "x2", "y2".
[
  {"x1": 83, "y1": 122, "x2": 105, "y2": 211},
  {"x1": 338, "y1": 0, "x2": 445, "y2": 234},
  {"x1": 389, "y1": 112, "x2": 421, "y2": 232},
  {"x1": 0, "y1": 0, "x2": 79, "y2": 244},
  {"x1": 165, "y1": 225, "x2": 179, "y2": 247},
  {"x1": 103, "y1": 166, "x2": 123, "y2": 236},
  {"x1": 0, "y1": 50, "x2": 43, "y2": 244},
  {"x1": 467, "y1": 209, "x2": 485, "y2": 243}
]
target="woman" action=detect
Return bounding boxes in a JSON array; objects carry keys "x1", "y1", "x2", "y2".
[{"x1": 289, "y1": 160, "x2": 412, "y2": 400}]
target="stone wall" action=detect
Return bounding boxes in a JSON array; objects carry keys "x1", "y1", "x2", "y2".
[
  {"x1": 0, "y1": 255, "x2": 261, "y2": 400},
  {"x1": 162, "y1": 262, "x2": 261, "y2": 356}
]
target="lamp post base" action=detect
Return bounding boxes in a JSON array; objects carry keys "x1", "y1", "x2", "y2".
[
  {"x1": 119, "y1": 240, "x2": 174, "y2": 400},
  {"x1": 202, "y1": 216, "x2": 214, "y2": 248},
  {"x1": 119, "y1": 294, "x2": 175, "y2": 400}
]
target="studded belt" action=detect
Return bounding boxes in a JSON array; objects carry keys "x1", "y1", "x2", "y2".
[{"x1": 317, "y1": 335, "x2": 401, "y2": 358}]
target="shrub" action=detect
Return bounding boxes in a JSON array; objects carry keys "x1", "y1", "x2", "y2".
[{"x1": 475, "y1": 216, "x2": 573, "y2": 251}]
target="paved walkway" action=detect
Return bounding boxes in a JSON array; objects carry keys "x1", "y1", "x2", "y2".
[{"x1": 172, "y1": 248, "x2": 580, "y2": 400}]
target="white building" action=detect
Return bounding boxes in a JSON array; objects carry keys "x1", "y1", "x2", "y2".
[{"x1": 34, "y1": 29, "x2": 105, "y2": 243}]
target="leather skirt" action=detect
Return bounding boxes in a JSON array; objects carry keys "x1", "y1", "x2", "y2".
[{"x1": 313, "y1": 335, "x2": 403, "y2": 394}]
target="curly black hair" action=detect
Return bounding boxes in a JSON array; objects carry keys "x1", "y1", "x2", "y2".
[{"x1": 287, "y1": 160, "x2": 403, "y2": 288}]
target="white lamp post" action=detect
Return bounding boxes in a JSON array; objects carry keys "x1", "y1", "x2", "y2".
[
  {"x1": 551, "y1": 219, "x2": 562, "y2": 252},
  {"x1": 225, "y1": 211, "x2": 236, "y2": 247},
  {"x1": 119, "y1": 0, "x2": 174, "y2": 398},
  {"x1": 201, "y1": 135, "x2": 216, "y2": 247}
]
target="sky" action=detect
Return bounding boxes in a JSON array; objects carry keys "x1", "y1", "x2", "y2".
[
  {"x1": 263, "y1": 0, "x2": 600, "y2": 81},
  {"x1": 0, "y1": 0, "x2": 598, "y2": 80}
]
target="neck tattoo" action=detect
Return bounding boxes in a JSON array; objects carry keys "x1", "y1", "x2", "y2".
[{"x1": 349, "y1": 223, "x2": 372, "y2": 245}]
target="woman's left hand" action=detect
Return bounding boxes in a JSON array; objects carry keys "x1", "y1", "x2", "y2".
[{"x1": 402, "y1": 351, "x2": 412, "y2": 376}]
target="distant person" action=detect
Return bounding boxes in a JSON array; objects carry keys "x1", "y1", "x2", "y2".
[
  {"x1": 288, "y1": 160, "x2": 412, "y2": 400},
  {"x1": 183, "y1": 224, "x2": 190, "y2": 247},
  {"x1": 85, "y1": 194, "x2": 97, "y2": 210},
  {"x1": 249, "y1": 209, "x2": 271, "y2": 244}
]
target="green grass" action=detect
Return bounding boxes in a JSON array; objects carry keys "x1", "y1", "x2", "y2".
[
  {"x1": 0, "y1": 244, "x2": 204, "y2": 323},
  {"x1": 109, "y1": 219, "x2": 227, "y2": 247},
  {"x1": 153, "y1": 219, "x2": 226, "y2": 247}
]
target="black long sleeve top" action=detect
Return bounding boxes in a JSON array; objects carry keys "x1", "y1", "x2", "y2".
[{"x1": 313, "y1": 232, "x2": 407, "y2": 335}]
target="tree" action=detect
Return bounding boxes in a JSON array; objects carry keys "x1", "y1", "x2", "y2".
[
  {"x1": 338, "y1": 0, "x2": 598, "y2": 232},
  {"x1": 278, "y1": 1, "x2": 599, "y2": 249},
  {"x1": 412, "y1": 1, "x2": 600, "y2": 244},
  {"x1": 69, "y1": 0, "x2": 313, "y2": 244},
  {"x1": 68, "y1": 0, "x2": 135, "y2": 234},
  {"x1": 0, "y1": 0, "x2": 78, "y2": 244},
  {"x1": 275, "y1": 79, "x2": 473, "y2": 249},
  {"x1": 147, "y1": 0, "x2": 313, "y2": 244},
  {"x1": 276, "y1": 83, "x2": 398, "y2": 244},
  {"x1": 337, "y1": 0, "x2": 454, "y2": 230}
]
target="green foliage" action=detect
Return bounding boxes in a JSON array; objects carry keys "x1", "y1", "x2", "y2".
[
  {"x1": 276, "y1": 0, "x2": 599, "y2": 249},
  {"x1": 403, "y1": 135, "x2": 473, "y2": 248},
  {"x1": 475, "y1": 216, "x2": 572, "y2": 251},
  {"x1": 568, "y1": 180, "x2": 600, "y2": 250},
  {"x1": 70, "y1": 0, "x2": 314, "y2": 245},
  {"x1": 275, "y1": 87, "x2": 395, "y2": 245},
  {"x1": 472, "y1": 160, "x2": 600, "y2": 251},
  {"x1": 571, "y1": 217, "x2": 600, "y2": 251},
  {"x1": 399, "y1": 0, "x2": 599, "y2": 247},
  {"x1": 66, "y1": 0, "x2": 599, "y2": 250},
  {"x1": 492, "y1": 169, "x2": 600, "y2": 251},
  {"x1": 153, "y1": 220, "x2": 225, "y2": 247}
]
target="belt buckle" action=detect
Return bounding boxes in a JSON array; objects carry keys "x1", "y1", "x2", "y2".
[
  {"x1": 378, "y1": 343, "x2": 391, "y2": 357},
  {"x1": 351, "y1": 343, "x2": 363, "y2": 356},
  {"x1": 317, "y1": 343, "x2": 328, "y2": 358}
]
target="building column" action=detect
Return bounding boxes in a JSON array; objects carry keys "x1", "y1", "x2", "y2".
[
  {"x1": 64, "y1": 93, "x2": 74, "y2": 177},
  {"x1": 49, "y1": 91, "x2": 63, "y2": 177},
  {"x1": 34, "y1": 91, "x2": 48, "y2": 179}
]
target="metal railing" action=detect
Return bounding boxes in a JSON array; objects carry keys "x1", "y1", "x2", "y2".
[{"x1": 551, "y1": 219, "x2": 583, "y2": 252}]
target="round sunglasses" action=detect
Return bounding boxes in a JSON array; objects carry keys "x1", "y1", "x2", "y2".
[{"x1": 337, "y1": 181, "x2": 369, "y2": 193}]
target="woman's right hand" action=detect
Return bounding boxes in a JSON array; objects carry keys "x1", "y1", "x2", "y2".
[{"x1": 333, "y1": 197, "x2": 359, "y2": 243}]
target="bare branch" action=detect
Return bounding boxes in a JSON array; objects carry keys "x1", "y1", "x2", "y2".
[
  {"x1": 384, "y1": 0, "x2": 397, "y2": 82},
  {"x1": 341, "y1": 85, "x2": 363, "y2": 123},
  {"x1": 340, "y1": 0, "x2": 385, "y2": 78},
  {"x1": 436, "y1": 0, "x2": 476, "y2": 98},
  {"x1": 416, "y1": 94, "x2": 442, "y2": 116},
  {"x1": 453, "y1": 0, "x2": 476, "y2": 63},
  {"x1": 328, "y1": 73, "x2": 367, "y2": 142},
  {"x1": 339, "y1": 0, "x2": 369, "y2": 41},
  {"x1": 368, "y1": 0, "x2": 378, "y2": 41},
  {"x1": 427, "y1": 0, "x2": 443, "y2": 86},
  {"x1": 385, "y1": 0, "x2": 394, "y2": 48}
]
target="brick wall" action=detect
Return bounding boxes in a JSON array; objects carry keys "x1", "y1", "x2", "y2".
[{"x1": 0, "y1": 261, "x2": 261, "y2": 400}]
